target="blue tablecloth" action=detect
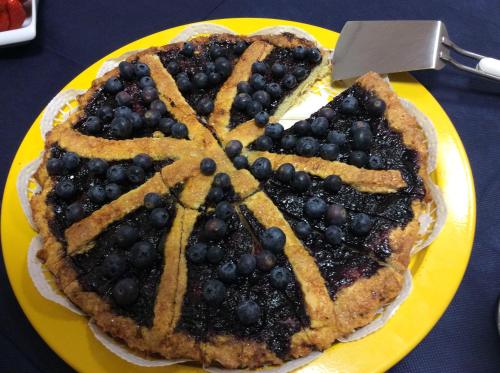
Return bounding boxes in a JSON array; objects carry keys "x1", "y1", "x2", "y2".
[{"x1": 1, "y1": 1, "x2": 499, "y2": 371}]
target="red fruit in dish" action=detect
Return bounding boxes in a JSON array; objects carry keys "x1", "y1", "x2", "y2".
[
  {"x1": 0, "y1": 9, "x2": 9, "y2": 31},
  {"x1": 7, "y1": 0, "x2": 26, "y2": 30}
]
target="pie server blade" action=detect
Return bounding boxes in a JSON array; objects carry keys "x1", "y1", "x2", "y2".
[{"x1": 332, "y1": 20, "x2": 500, "y2": 82}]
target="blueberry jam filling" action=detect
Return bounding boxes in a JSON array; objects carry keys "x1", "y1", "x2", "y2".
[
  {"x1": 176, "y1": 207, "x2": 309, "y2": 358},
  {"x1": 72, "y1": 194, "x2": 177, "y2": 327},
  {"x1": 248, "y1": 84, "x2": 425, "y2": 198},
  {"x1": 46, "y1": 145, "x2": 173, "y2": 241},
  {"x1": 76, "y1": 61, "x2": 189, "y2": 140},
  {"x1": 229, "y1": 46, "x2": 323, "y2": 129},
  {"x1": 158, "y1": 39, "x2": 247, "y2": 118}
]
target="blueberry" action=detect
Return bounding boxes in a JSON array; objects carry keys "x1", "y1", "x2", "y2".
[
  {"x1": 55, "y1": 180, "x2": 76, "y2": 199},
  {"x1": 225, "y1": 140, "x2": 243, "y2": 158},
  {"x1": 215, "y1": 57, "x2": 232, "y2": 77},
  {"x1": 144, "y1": 192, "x2": 164, "y2": 209},
  {"x1": 295, "y1": 136, "x2": 319, "y2": 157},
  {"x1": 218, "y1": 261, "x2": 238, "y2": 283},
  {"x1": 171, "y1": 122, "x2": 188, "y2": 139},
  {"x1": 129, "y1": 112, "x2": 144, "y2": 131},
  {"x1": 98, "y1": 105, "x2": 114, "y2": 122},
  {"x1": 115, "y1": 224, "x2": 139, "y2": 248},
  {"x1": 207, "y1": 187, "x2": 224, "y2": 203},
  {"x1": 348, "y1": 151, "x2": 369, "y2": 167},
  {"x1": 246, "y1": 100, "x2": 263, "y2": 117},
  {"x1": 204, "y1": 63, "x2": 216, "y2": 74},
  {"x1": 102, "y1": 253, "x2": 127, "y2": 278},
  {"x1": 131, "y1": 241, "x2": 156, "y2": 269},
  {"x1": 209, "y1": 44, "x2": 224, "y2": 59},
  {"x1": 135, "y1": 63, "x2": 150, "y2": 77},
  {"x1": 281, "y1": 73, "x2": 298, "y2": 89},
  {"x1": 369, "y1": 154, "x2": 384, "y2": 169},
  {"x1": 261, "y1": 227, "x2": 286, "y2": 253},
  {"x1": 256, "y1": 250, "x2": 276, "y2": 272},
  {"x1": 115, "y1": 91, "x2": 132, "y2": 106},
  {"x1": 265, "y1": 123, "x2": 284, "y2": 140},
  {"x1": 181, "y1": 42, "x2": 195, "y2": 57},
  {"x1": 293, "y1": 120, "x2": 310, "y2": 136},
  {"x1": 318, "y1": 107, "x2": 335, "y2": 120},
  {"x1": 150, "y1": 99, "x2": 167, "y2": 115},
  {"x1": 110, "y1": 116, "x2": 133, "y2": 138},
  {"x1": 66, "y1": 202, "x2": 85, "y2": 223},
  {"x1": 270, "y1": 267, "x2": 291, "y2": 289},
  {"x1": 281, "y1": 134, "x2": 297, "y2": 150},
  {"x1": 62, "y1": 152, "x2": 80, "y2": 171},
  {"x1": 271, "y1": 62, "x2": 285, "y2": 78},
  {"x1": 276, "y1": 163, "x2": 295, "y2": 183},
  {"x1": 252, "y1": 90, "x2": 271, "y2": 107},
  {"x1": 294, "y1": 221, "x2": 311, "y2": 239},
  {"x1": 254, "y1": 135, "x2": 273, "y2": 151},
  {"x1": 340, "y1": 96, "x2": 359, "y2": 114},
  {"x1": 237, "y1": 254, "x2": 256, "y2": 276},
  {"x1": 307, "y1": 48, "x2": 322, "y2": 63},
  {"x1": 119, "y1": 61, "x2": 135, "y2": 80},
  {"x1": 291, "y1": 171, "x2": 311, "y2": 192},
  {"x1": 112, "y1": 278, "x2": 139, "y2": 306},
  {"x1": 237, "y1": 81, "x2": 253, "y2": 94},
  {"x1": 366, "y1": 97, "x2": 386, "y2": 116},
  {"x1": 325, "y1": 225, "x2": 344, "y2": 245},
  {"x1": 351, "y1": 213, "x2": 373, "y2": 235},
  {"x1": 237, "y1": 300, "x2": 261, "y2": 325},
  {"x1": 46, "y1": 158, "x2": 64, "y2": 176},
  {"x1": 115, "y1": 106, "x2": 133, "y2": 118},
  {"x1": 233, "y1": 93, "x2": 252, "y2": 111},
  {"x1": 107, "y1": 165, "x2": 127, "y2": 183},
  {"x1": 215, "y1": 201, "x2": 234, "y2": 220},
  {"x1": 104, "y1": 77, "x2": 123, "y2": 94},
  {"x1": 187, "y1": 242, "x2": 207, "y2": 264},
  {"x1": 143, "y1": 109, "x2": 161, "y2": 127},
  {"x1": 265, "y1": 82, "x2": 282, "y2": 98},
  {"x1": 133, "y1": 154, "x2": 153, "y2": 170},
  {"x1": 159, "y1": 118, "x2": 175, "y2": 135},
  {"x1": 327, "y1": 130, "x2": 347, "y2": 145},
  {"x1": 251, "y1": 157, "x2": 272, "y2": 180},
  {"x1": 88, "y1": 158, "x2": 108, "y2": 175},
  {"x1": 323, "y1": 175, "x2": 342, "y2": 193},
  {"x1": 206, "y1": 245, "x2": 224, "y2": 264},
  {"x1": 293, "y1": 46, "x2": 306, "y2": 60},
  {"x1": 208, "y1": 72, "x2": 222, "y2": 86},
  {"x1": 176, "y1": 76, "x2": 192, "y2": 93},
  {"x1": 304, "y1": 197, "x2": 328, "y2": 219},
  {"x1": 166, "y1": 61, "x2": 180, "y2": 77},
  {"x1": 197, "y1": 97, "x2": 214, "y2": 115},
  {"x1": 87, "y1": 185, "x2": 106, "y2": 204},
  {"x1": 83, "y1": 116, "x2": 102, "y2": 134},
  {"x1": 213, "y1": 172, "x2": 231, "y2": 190},
  {"x1": 105, "y1": 183, "x2": 122, "y2": 200},
  {"x1": 292, "y1": 66, "x2": 308, "y2": 81},
  {"x1": 254, "y1": 111, "x2": 269, "y2": 127},
  {"x1": 249, "y1": 73, "x2": 266, "y2": 90},
  {"x1": 352, "y1": 126, "x2": 373, "y2": 151},
  {"x1": 193, "y1": 72, "x2": 209, "y2": 89},
  {"x1": 142, "y1": 86, "x2": 159, "y2": 104},
  {"x1": 251, "y1": 61, "x2": 267, "y2": 75},
  {"x1": 139, "y1": 75, "x2": 155, "y2": 88},
  {"x1": 150, "y1": 208, "x2": 169, "y2": 228},
  {"x1": 127, "y1": 165, "x2": 146, "y2": 184},
  {"x1": 326, "y1": 204, "x2": 347, "y2": 225},
  {"x1": 203, "y1": 279, "x2": 226, "y2": 305},
  {"x1": 320, "y1": 143, "x2": 339, "y2": 161},
  {"x1": 233, "y1": 155, "x2": 248, "y2": 169},
  {"x1": 204, "y1": 218, "x2": 227, "y2": 241},
  {"x1": 311, "y1": 117, "x2": 329, "y2": 138},
  {"x1": 234, "y1": 40, "x2": 248, "y2": 55},
  {"x1": 200, "y1": 158, "x2": 216, "y2": 175}
]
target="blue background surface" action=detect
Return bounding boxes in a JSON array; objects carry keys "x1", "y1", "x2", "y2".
[{"x1": 1, "y1": 1, "x2": 499, "y2": 371}]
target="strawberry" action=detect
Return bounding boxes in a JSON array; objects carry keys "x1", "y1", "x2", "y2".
[
  {"x1": 6, "y1": 0, "x2": 26, "y2": 30},
  {"x1": 0, "y1": 9, "x2": 9, "y2": 31}
]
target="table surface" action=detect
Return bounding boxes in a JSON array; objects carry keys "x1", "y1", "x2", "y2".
[{"x1": 0, "y1": 1, "x2": 499, "y2": 372}]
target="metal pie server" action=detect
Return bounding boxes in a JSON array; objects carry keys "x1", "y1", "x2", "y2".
[{"x1": 332, "y1": 20, "x2": 500, "y2": 82}]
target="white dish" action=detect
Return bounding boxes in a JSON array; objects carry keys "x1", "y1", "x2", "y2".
[{"x1": 0, "y1": 0, "x2": 37, "y2": 47}]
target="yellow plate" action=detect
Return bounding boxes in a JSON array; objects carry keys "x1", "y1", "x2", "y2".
[{"x1": 1, "y1": 18, "x2": 475, "y2": 373}]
